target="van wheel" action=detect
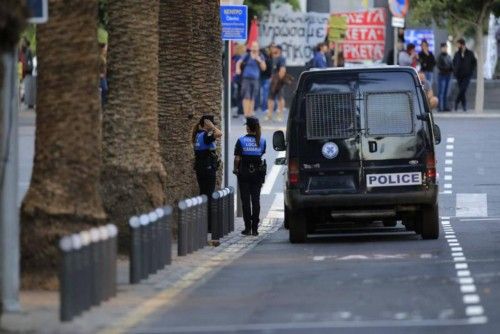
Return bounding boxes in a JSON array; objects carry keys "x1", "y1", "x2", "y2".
[
  {"x1": 284, "y1": 205, "x2": 290, "y2": 230},
  {"x1": 419, "y1": 204, "x2": 439, "y2": 240},
  {"x1": 289, "y1": 209, "x2": 307, "y2": 243}
]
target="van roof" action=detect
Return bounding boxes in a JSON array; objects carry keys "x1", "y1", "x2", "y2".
[{"x1": 299, "y1": 65, "x2": 419, "y2": 84}]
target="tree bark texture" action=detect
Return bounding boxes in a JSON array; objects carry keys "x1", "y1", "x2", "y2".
[
  {"x1": 158, "y1": 0, "x2": 223, "y2": 207},
  {"x1": 103, "y1": 0, "x2": 166, "y2": 250},
  {"x1": 20, "y1": 0, "x2": 105, "y2": 288},
  {"x1": 158, "y1": 1, "x2": 196, "y2": 204}
]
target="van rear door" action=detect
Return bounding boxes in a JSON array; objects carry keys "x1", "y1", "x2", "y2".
[
  {"x1": 295, "y1": 75, "x2": 362, "y2": 195},
  {"x1": 358, "y1": 71, "x2": 429, "y2": 193}
]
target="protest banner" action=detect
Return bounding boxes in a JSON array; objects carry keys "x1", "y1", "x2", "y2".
[
  {"x1": 259, "y1": 3, "x2": 329, "y2": 66},
  {"x1": 330, "y1": 8, "x2": 387, "y2": 62}
]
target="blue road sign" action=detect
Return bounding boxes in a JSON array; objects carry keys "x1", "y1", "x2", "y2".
[
  {"x1": 220, "y1": 5, "x2": 248, "y2": 41},
  {"x1": 26, "y1": 0, "x2": 48, "y2": 24},
  {"x1": 388, "y1": 0, "x2": 409, "y2": 18}
]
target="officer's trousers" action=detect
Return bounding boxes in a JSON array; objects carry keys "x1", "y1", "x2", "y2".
[
  {"x1": 238, "y1": 178, "x2": 262, "y2": 232},
  {"x1": 195, "y1": 167, "x2": 216, "y2": 197}
]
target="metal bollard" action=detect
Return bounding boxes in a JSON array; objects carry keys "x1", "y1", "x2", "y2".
[
  {"x1": 59, "y1": 236, "x2": 76, "y2": 322},
  {"x1": 79, "y1": 231, "x2": 92, "y2": 312},
  {"x1": 178, "y1": 200, "x2": 188, "y2": 256},
  {"x1": 106, "y1": 224, "x2": 118, "y2": 299},
  {"x1": 221, "y1": 189, "x2": 228, "y2": 236},
  {"x1": 98, "y1": 226, "x2": 109, "y2": 302},
  {"x1": 129, "y1": 216, "x2": 141, "y2": 284},
  {"x1": 154, "y1": 208, "x2": 165, "y2": 270},
  {"x1": 217, "y1": 190, "x2": 224, "y2": 238},
  {"x1": 186, "y1": 198, "x2": 194, "y2": 254},
  {"x1": 211, "y1": 191, "x2": 220, "y2": 240},
  {"x1": 148, "y1": 211, "x2": 159, "y2": 274},
  {"x1": 163, "y1": 206, "x2": 173, "y2": 265},
  {"x1": 71, "y1": 233, "x2": 84, "y2": 317},
  {"x1": 229, "y1": 186, "x2": 235, "y2": 232},
  {"x1": 201, "y1": 195, "x2": 208, "y2": 247},
  {"x1": 139, "y1": 214, "x2": 150, "y2": 279},
  {"x1": 89, "y1": 228, "x2": 101, "y2": 305},
  {"x1": 195, "y1": 196, "x2": 203, "y2": 250}
]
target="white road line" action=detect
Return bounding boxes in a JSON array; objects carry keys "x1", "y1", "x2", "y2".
[
  {"x1": 445, "y1": 159, "x2": 453, "y2": 165},
  {"x1": 447, "y1": 137, "x2": 455, "y2": 143},
  {"x1": 446, "y1": 151, "x2": 454, "y2": 157},
  {"x1": 445, "y1": 167, "x2": 453, "y2": 173},
  {"x1": 457, "y1": 270, "x2": 470, "y2": 277},
  {"x1": 444, "y1": 184, "x2": 452, "y2": 189},
  {"x1": 444, "y1": 175, "x2": 453, "y2": 181},
  {"x1": 460, "y1": 285, "x2": 477, "y2": 293},
  {"x1": 465, "y1": 306, "x2": 484, "y2": 316},
  {"x1": 448, "y1": 243, "x2": 460, "y2": 246},
  {"x1": 459, "y1": 277, "x2": 474, "y2": 284},
  {"x1": 261, "y1": 151, "x2": 285, "y2": 195},
  {"x1": 446, "y1": 145, "x2": 454, "y2": 150},
  {"x1": 459, "y1": 218, "x2": 499, "y2": 222},
  {"x1": 463, "y1": 295, "x2": 481, "y2": 304},
  {"x1": 455, "y1": 263, "x2": 468, "y2": 270},
  {"x1": 452, "y1": 247, "x2": 463, "y2": 252},
  {"x1": 452, "y1": 252, "x2": 464, "y2": 257},
  {"x1": 454, "y1": 257, "x2": 467, "y2": 262},
  {"x1": 456, "y1": 193, "x2": 488, "y2": 218}
]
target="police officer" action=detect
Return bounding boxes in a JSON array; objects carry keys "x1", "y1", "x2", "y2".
[
  {"x1": 233, "y1": 117, "x2": 266, "y2": 236},
  {"x1": 192, "y1": 115, "x2": 222, "y2": 196}
]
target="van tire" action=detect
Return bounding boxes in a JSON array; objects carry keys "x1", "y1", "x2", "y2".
[
  {"x1": 284, "y1": 205, "x2": 290, "y2": 230},
  {"x1": 420, "y1": 204, "x2": 439, "y2": 240},
  {"x1": 289, "y1": 209, "x2": 307, "y2": 243}
]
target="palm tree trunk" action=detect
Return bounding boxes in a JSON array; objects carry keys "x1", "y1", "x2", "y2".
[
  {"x1": 102, "y1": 0, "x2": 166, "y2": 250},
  {"x1": 158, "y1": 0, "x2": 223, "y2": 207},
  {"x1": 20, "y1": 0, "x2": 105, "y2": 289},
  {"x1": 158, "y1": 1, "x2": 197, "y2": 205}
]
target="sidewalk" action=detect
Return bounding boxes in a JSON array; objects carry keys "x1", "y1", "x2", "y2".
[{"x1": 0, "y1": 213, "x2": 283, "y2": 334}]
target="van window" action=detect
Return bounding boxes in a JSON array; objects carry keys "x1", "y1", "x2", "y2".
[
  {"x1": 365, "y1": 91, "x2": 414, "y2": 136},
  {"x1": 306, "y1": 92, "x2": 357, "y2": 140}
]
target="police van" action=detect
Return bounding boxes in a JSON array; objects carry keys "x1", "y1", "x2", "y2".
[{"x1": 273, "y1": 66, "x2": 441, "y2": 243}]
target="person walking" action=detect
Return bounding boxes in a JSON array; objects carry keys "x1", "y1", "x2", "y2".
[
  {"x1": 233, "y1": 117, "x2": 266, "y2": 236},
  {"x1": 192, "y1": 115, "x2": 222, "y2": 197},
  {"x1": 418, "y1": 40, "x2": 436, "y2": 87},
  {"x1": 259, "y1": 44, "x2": 273, "y2": 113},
  {"x1": 453, "y1": 38, "x2": 477, "y2": 112},
  {"x1": 436, "y1": 42, "x2": 453, "y2": 111},
  {"x1": 236, "y1": 41, "x2": 267, "y2": 117},
  {"x1": 266, "y1": 44, "x2": 287, "y2": 122}
]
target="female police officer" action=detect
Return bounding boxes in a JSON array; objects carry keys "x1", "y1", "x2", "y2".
[
  {"x1": 192, "y1": 115, "x2": 222, "y2": 196},
  {"x1": 233, "y1": 116, "x2": 266, "y2": 236}
]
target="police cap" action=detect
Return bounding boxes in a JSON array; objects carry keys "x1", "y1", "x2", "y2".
[{"x1": 244, "y1": 116, "x2": 259, "y2": 127}]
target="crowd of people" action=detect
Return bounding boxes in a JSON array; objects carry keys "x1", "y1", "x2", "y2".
[
  {"x1": 398, "y1": 38, "x2": 477, "y2": 112},
  {"x1": 17, "y1": 37, "x2": 36, "y2": 109}
]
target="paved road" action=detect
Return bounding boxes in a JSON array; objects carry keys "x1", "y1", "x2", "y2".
[{"x1": 128, "y1": 117, "x2": 500, "y2": 333}]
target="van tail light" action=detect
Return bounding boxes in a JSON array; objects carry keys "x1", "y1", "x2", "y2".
[
  {"x1": 289, "y1": 158, "x2": 299, "y2": 185},
  {"x1": 426, "y1": 153, "x2": 436, "y2": 180}
]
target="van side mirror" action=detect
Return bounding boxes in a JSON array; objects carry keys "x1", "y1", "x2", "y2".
[
  {"x1": 273, "y1": 130, "x2": 286, "y2": 151},
  {"x1": 433, "y1": 124, "x2": 441, "y2": 145}
]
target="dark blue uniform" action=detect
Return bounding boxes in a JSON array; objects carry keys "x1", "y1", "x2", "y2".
[
  {"x1": 194, "y1": 130, "x2": 217, "y2": 197},
  {"x1": 235, "y1": 134, "x2": 266, "y2": 233}
]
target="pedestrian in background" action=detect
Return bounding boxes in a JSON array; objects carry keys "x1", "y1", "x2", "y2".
[
  {"x1": 418, "y1": 39, "x2": 436, "y2": 87},
  {"x1": 236, "y1": 41, "x2": 267, "y2": 117},
  {"x1": 418, "y1": 70, "x2": 438, "y2": 111},
  {"x1": 233, "y1": 116, "x2": 266, "y2": 236},
  {"x1": 312, "y1": 42, "x2": 328, "y2": 68},
  {"x1": 266, "y1": 44, "x2": 287, "y2": 122},
  {"x1": 453, "y1": 38, "x2": 476, "y2": 112},
  {"x1": 437, "y1": 42, "x2": 453, "y2": 111},
  {"x1": 20, "y1": 38, "x2": 35, "y2": 109},
  {"x1": 259, "y1": 44, "x2": 273, "y2": 113},
  {"x1": 231, "y1": 43, "x2": 246, "y2": 117},
  {"x1": 399, "y1": 43, "x2": 418, "y2": 68},
  {"x1": 192, "y1": 115, "x2": 222, "y2": 197}
]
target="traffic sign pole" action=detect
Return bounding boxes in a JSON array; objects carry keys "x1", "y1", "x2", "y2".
[{"x1": 388, "y1": 0, "x2": 410, "y2": 65}]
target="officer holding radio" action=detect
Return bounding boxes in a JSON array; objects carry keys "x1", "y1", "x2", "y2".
[
  {"x1": 192, "y1": 115, "x2": 222, "y2": 197},
  {"x1": 233, "y1": 117, "x2": 267, "y2": 236}
]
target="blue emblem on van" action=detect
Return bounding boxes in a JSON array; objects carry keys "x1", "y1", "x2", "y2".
[{"x1": 322, "y1": 142, "x2": 339, "y2": 159}]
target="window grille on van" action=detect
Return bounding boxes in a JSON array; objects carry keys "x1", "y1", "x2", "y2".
[
  {"x1": 365, "y1": 91, "x2": 414, "y2": 136},
  {"x1": 306, "y1": 92, "x2": 356, "y2": 140}
]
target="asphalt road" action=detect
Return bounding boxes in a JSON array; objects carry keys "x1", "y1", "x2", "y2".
[{"x1": 129, "y1": 116, "x2": 500, "y2": 334}]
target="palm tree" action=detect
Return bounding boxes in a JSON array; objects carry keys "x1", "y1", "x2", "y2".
[
  {"x1": 102, "y1": 0, "x2": 166, "y2": 249},
  {"x1": 158, "y1": 0, "x2": 222, "y2": 205},
  {"x1": 20, "y1": 0, "x2": 106, "y2": 288}
]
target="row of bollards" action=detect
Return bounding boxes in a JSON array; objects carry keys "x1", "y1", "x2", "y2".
[
  {"x1": 210, "y1": 187, "x2": 235, "y2": 240},
  {"x1": 178, "y1": 195, "x2": 209, "y2": 256},
  {"x1": 129, "y1": 206, "x2": 173, "y2": 284},
  {"x1": 59, "y1": 224, "x2": 118, "y2": 322}
]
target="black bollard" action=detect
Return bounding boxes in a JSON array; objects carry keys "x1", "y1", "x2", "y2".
[
  {"x1": 59, "y1": 236, "x2": 75, "y2": 322},
  {"x1": 89, "y1": 228, "x2": 101, "y2": 305},
  {"x1": 154, "y1": 208, "x2": 165, "y2": 270},
  {"x1": 106, "y1": 224, "x2": 118, "y2": 298},
  {"x1": 211, "y1": 191, "x2": 220, "y2": 240},
  {"x1": 187, "y1": 198, "x2": 195, "y2": 254},
  {"x1": 129, "y1": 216, "x2": 142, "y2": 284},
  {"x1": 229, "y1": 186, "x2": 235, "y2": 232},
  {"x1": 178, "y1": 200, "x2": 188, "y2": 256},
  {"x1": 139, "y1": 214, "x2": 151, "y2": 279},
  {"x1": 98, "y1": 226, "x2": 109, "y2": 303},
  {"x1": 148, "y1": 211, "x2": 159, "y2": 274},
  {"x1": 79, "y1": 231, "x2": 92, "y2": 312},
  {"x1": 70, "y1": 234, "x2": 84, "y2": 317},
  {"x1": 193, "y1": 197, "x2": 201, "y2": 251},
  {"x1": 201, "y1": 195, "x2": 208, "y2": 247},
  {"x1": 164, "y1": 206, "x2": 173, "y2": 265}
]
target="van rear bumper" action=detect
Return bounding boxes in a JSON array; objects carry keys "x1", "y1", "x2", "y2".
[{"x1": 285, "y1": 185, "x2": 438, "y2": 210}]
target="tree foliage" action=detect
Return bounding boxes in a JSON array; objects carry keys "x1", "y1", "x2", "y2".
[{"x1": 245, "y1": 0, "x2": 300, "y2": 19}]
